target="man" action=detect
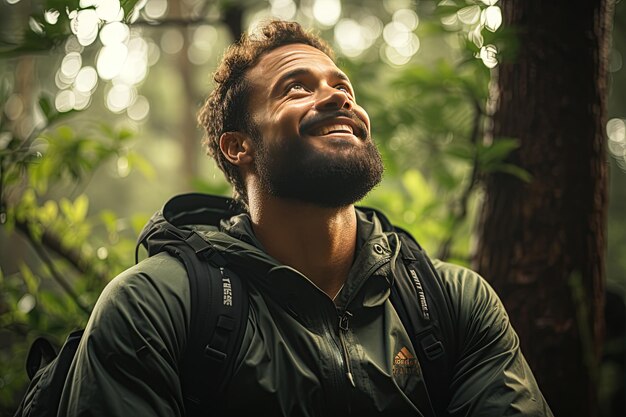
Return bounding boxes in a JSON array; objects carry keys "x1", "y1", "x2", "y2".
[{"x1": 58, "y1": 20, "x2": 553, "y2": 416}]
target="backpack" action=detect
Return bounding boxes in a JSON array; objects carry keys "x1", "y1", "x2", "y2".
[{"x1": 14, "y1": 193, "x2": 454, "y2": 417}]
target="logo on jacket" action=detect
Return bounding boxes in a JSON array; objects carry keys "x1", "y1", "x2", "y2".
[{"x1": 393, "y1": 346, "x2": 420, "y2": 376}]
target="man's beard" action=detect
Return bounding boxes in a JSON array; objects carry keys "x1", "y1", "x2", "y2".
[{"x1": 253, "y1": 115, "x2": 384, "y2": 208}]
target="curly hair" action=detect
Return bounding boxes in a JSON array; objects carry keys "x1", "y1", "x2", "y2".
[{"x1": 197, "y1": 20, "x2": 334, "y2": 207}]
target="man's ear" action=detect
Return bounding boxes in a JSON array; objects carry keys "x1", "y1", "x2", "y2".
[{"x1": 219, "y1": 132, "x2": 254, "y2": 166}]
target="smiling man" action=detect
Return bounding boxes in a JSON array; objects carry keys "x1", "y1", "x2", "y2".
[{"x1": 57, "y1": 20, "x2": 553, "y2": 417}]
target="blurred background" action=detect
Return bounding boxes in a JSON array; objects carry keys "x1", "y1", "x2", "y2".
[{"x1": 0, "y1": 0, "x2": 624, "y2": 416}]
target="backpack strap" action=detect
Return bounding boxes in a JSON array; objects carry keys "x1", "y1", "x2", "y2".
[
  {"x1": 391, "y1": 230, "x2": 455, "y2": 417},
  {"x1": 153, "y1": 230, "x2": 248, "y2": 416}
]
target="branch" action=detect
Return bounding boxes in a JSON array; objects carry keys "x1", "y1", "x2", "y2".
[
  {"x1": 437, "y1": 98, "x2": 484, "y2": 260},
  {"x1": 15, "y1": 218, "x2": 109, "y2": 285},
  {"x1": 20, "y1": 225, "x2": 92, "y2": 316}
]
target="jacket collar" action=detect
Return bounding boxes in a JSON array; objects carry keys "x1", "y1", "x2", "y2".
[{"x1": 216, "y1": 208, "x2": 398, "y2": 315}]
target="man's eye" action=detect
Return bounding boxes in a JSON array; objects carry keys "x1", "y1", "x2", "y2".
[
  {"x1": 336, "y1": 85, "x2": 353, "y2": 95},
  {"x1": 287, "y1": 83, "x2": 306, "y2": 92}
]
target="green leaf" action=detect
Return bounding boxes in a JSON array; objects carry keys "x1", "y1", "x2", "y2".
[
  {"x1": 126, "y1": 153, "x2": 156, "y2": 179},
  {"x1": 19, "y1": 263, "x2": 39, "y2": 294},
  {"x1": 131, "y1": 213, "x2": 152, "y2": 235},
  {"x1": 100, "y1": 210, "x2": 119, "y2": 235},
  {"x1": 72, "y1": 194, "x2": 89, "y2": 223},
  {"x1": 477, "y1": 138, "x2": 520, "y2": 166},
  {"x1": 38, "y1": 200, "x2": 59, "y2": 225},
  {"x1": 444, "y1": 142, "x2": 475, "y2": 161},
  {"x1": 402, "y1": 169, "x2": 435, "y2": 207},
  {"x1": 488, "y1": 163, "x2": 533, "y2": 182},
  {"x1": 38, "y1": 95, "x2": 53, "y2": 121},
  {"x1": 59, "y1": 198, "x2": 73, "y2": 220}
]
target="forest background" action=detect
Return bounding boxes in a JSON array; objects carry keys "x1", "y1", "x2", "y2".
[{"x1": 0, "y1": 0, "x2": 624, "y2": 416}]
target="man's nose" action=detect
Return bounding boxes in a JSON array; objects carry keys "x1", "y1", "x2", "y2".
[{"x1": 314, "y1": 86, "x2": 352, "y2": 111}]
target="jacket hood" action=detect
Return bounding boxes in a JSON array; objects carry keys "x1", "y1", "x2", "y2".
[{"x1": 138, "y1": 193, "x2": 402, "y2": 309}]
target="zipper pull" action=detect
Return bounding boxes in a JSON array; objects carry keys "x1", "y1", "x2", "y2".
[
  {"x1": 338, "y1": 310, "x2": 353, "y2": 331},
  {"x1": 346, "y1": 371, "x2": 356, "y2": 387}
]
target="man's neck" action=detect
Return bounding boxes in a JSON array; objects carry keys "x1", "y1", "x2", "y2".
[{"x1": 248, "y1": 195, "x2": 357, "y2": 299}]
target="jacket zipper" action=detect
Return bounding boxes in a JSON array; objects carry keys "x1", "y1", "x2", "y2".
[
  {"x1": 338, "y1": 310, "x2": 356, "y2": 387},
  {"x1": 321, "y1": 308, "x2": 354, "y2": 416}
]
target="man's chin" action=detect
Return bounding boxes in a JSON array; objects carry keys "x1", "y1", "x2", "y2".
[{"x1": 255, "y1": 132, "x2": 383, "y2": 208}]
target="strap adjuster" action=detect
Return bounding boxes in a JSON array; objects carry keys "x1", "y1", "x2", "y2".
[{"x1": 421, "y1": 333, "x2": 444, "y2": 360}]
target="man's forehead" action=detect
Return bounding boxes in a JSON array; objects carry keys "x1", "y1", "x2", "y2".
[{"x1": 248, "y1": 43, "x2": 345, "y2": 83}]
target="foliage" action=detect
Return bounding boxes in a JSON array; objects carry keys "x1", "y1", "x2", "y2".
[
  {"x1": 2, "y1": 0, "x2": 622, "y2": 414},
  {"x1": 0, "y1": 1, "x2": 149, "y2": 412},
  {"x1": 0, "y1": 0, "x2": 518, "y2": 411}
]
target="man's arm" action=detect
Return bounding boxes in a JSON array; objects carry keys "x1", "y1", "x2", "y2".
[
  {"x1": 58, "y1": 253, "x2": 191, "y2": 416},
  {"x1": 434, "y1": 261, "x2": 554, "y2": 417}
]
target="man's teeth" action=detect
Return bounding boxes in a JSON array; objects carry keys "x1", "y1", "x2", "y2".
[{"x1": 313, "y1": 124, "x2": 353, "y2": 136}]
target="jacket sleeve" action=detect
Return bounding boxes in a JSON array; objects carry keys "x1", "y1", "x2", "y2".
[
  {"x1": 58, "y1": 253, "x2": 191, "y2": 417},
  {"x1": 434, "y1": 262, "x2": 554, "y2": 417}
]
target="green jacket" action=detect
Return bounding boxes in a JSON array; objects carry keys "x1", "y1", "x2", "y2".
[{"x1": 58, "y1": 207, "x2": 553, "y2": 416}]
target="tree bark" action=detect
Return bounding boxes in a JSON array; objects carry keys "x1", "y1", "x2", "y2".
[{"x1": 474, "y1": 1, "x2": 614, "y2": 416}]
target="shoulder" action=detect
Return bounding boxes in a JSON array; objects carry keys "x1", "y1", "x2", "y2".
[
  {"x1": 85, "y1": 252, "x2": 191, "y2": 352},
  {"x1": 430, "y1": 260, "x2": 500, "y2": 302},
  {"x1": 97, "y1": 252, "x2": 190, "y2": 314},
  {"x1": 61, "y1": 253, "x2": 192, "y2": 416},
  {"x1": 430, "y1": 260, "x2": 509, "y2": 331}
]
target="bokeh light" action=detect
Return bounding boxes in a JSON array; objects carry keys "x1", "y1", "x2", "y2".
[
  {"x1": 334, "y1": 19, "x2": 366, "y2": 57},
  {"x1": 61, "y1": 52, "x2": 82, "y2": 80},
  {"x1": 479, "y1": 44, "x2": 498, "y2": 68},
  {"x1": 333, "y1": 14, "x2": 384, "y2": 58},
  {"x1": 383, "y1": 21, "x2": 411, "y2": 48},
  {"x1": 72, "y1": 89, "x2": 92, "y2": 110},
  {"x1": 71, "y1": 9, "x2": 100, "y2": 46},
  {"x1": 607, "y1": 118, "x2": 626, "y2": 163},
  {"x1": 74, "y1": 66, "x2": 98, "y2": 93},
  {"x1": 92, "y1": 0, "x2": 123, "y2": 22},
  {"x1": 97, "y1": 247, "x2": 109, "y2": 260},
  {"x1": 144, "y1": 0, "x2": 168, "y2": 20},
  {"x1": 17, "y1": 294, "x2": 36, "y2": 314},
  {"x1": 313, "y1": 0, "x2": 342, "y2": 27},
  {"x1": 117, "y1": 155, "x2": 130, "y2": 177},
  {"x1": 380, "y1": 8, "x2": 420, "y2": 66},
  {"x1": 55, "y1": 90, "x2": 76, "y2": 112},
  {"x1": 393, "y1": 8, "x2": 419, "y2": 31},
  {"x1": 161, "y1": 29, "x2": 184, "y2": 54},
  {"x1": 270, "y1": 0, "x2": 297, "y2": 20},
  {"x1": 4, "y1": 94, "x2": 24, "y2": 120},
  {"x1": 127, "y1": 95, "x2": 150, "y2": 121},
  {"x1": 440, "y1": 0, "x2": 502, "y2": 68},
  {"x1": 97, "y1": 43, "x2": 128, "y2": 80},
  {"x1": 482, "y1": 5, "x2": 502, "y2": 32},
  {"x1": 188, "y1": 25, "x2": 218, "y2": 65},
  {"x1": 457, "y1": 5, "x2": 481, "y2": 25},
  {"x1": 55, "y1": 0, "x2": 150, "y2": 116},
  {"x1": 29, "y1": 17, "x2": 44, "y2": 35},
  {"x1": 609, "y1": 49, "x2": 623, "y2": 73},
  {"x1": 382, "y1": 44, "x2": 411, "y2": 66},
  {"x1": 100, "y1": 22, "x2": 130, "y2": 46},
  {"x1": 106, "y1": 84, "x2": 137, "y2": 113},
  {"x1": 44, "y1": 9, "x2": 60, "y2": 25}
]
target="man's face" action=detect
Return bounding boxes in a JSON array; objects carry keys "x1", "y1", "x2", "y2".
[{"x1": 245, "y1": 43, "x2": 384, "y2": 207}]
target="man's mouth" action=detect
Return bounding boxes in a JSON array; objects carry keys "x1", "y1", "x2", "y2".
[
  {"x1": 301, "y1": 111, "x2": 367, "y2": 140},
  {"x1": 312, "y1": 124, "x2": 354, "y2": 136}
]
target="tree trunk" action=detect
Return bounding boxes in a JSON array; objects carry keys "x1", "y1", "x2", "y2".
[{"x1": 474, "y1": 1, "x2": 614, "y2": 416}]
